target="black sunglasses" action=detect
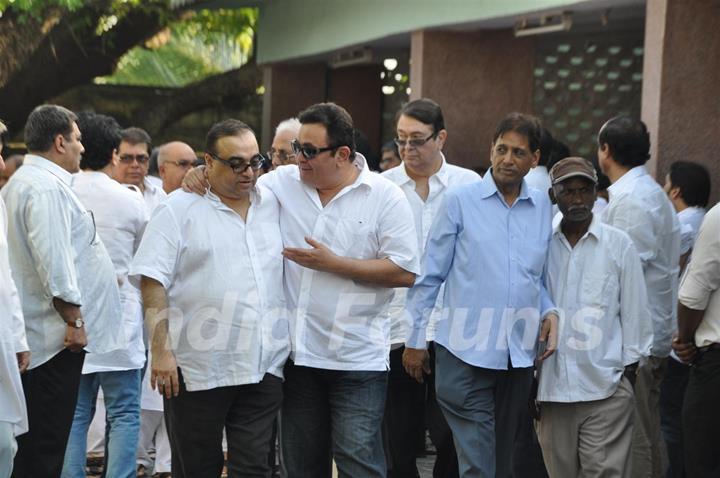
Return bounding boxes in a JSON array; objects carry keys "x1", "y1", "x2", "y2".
[
  {"x1": 208, "y1": 152, "x2": 265, "y2": 173},
  {"x1": 291, "y1": 139, "x2": 342, "y2": 159}
]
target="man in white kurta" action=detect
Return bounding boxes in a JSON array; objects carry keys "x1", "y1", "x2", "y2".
[
  {"x1": 1, "y1": 105, "x2": 121, "y2": 478},
  {"x1": 0, "y1": 123, "x2": 29, "y2": 478}
]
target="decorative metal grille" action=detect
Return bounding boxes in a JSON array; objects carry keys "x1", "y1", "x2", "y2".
[{"x1": 533, "y1": 33, "x2": 644, "y2": 158}]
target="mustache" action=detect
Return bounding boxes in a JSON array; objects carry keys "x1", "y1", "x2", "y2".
[{"x1": 566, "y1": 205, "x2": 591, "y2": 214}]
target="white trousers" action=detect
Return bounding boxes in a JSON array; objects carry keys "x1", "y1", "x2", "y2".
[
  {"x1": 136, "y1": 410, "x2": 171, "y2": 473},
  {"x1": 0, "y1": 422, "x2": 17, "y2": 478}
]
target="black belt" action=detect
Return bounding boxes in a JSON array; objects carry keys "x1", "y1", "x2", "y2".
[{"x1": 699, "y1": 342, "x2": 720, "y2": 353}]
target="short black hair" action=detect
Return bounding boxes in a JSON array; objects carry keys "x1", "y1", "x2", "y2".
[
  {"x1": 668, "y1": 161, "x2": 711, "y2": 208},
  {"x1": 76, "y1": 112, "x2": 122, "y2": 171},
  {"x1": 24, "y1": 104, "x2": 78, "y2": 153},
  {"x1": 538, "y1": 128, "x2": 554, "y2": 167},
  {"x1": 492, "y1": 113, "x2": 542, "y2": 153},
  {"x1": 120, "y1": 127, "x2": 152, "y2": 153},
  {"x1": 397, "y1": 98, "x2": 445, "y2": 134},
  {"x1": 205, "y1": 119, "x2": 254, "y2": 155},
  {"x1": 298, "y1": 102, "x2": 356, "y2": 159},
  {"x1": 597, "y1": 116, "x2": 650, "y2": 168},
  {"x1": 0, "y1": 120, "x2": 7, "y2": 147},
  {"x1": 546, "y1": 140, "x2": 572, "y2": 172}
]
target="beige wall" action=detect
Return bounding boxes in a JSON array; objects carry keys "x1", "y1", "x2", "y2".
[{"x1": 410, "y1": 29, "x2": 535, "y2": 170}]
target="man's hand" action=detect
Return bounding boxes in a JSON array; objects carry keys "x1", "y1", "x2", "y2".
[
  {"x1": 16, "y1": 351, "x2": 30, "y2": 373},
  {"x1": 181, "y1": 165, "x2": 209, "y2": 195},
  {"x1": 64, "y1": 324, "x2": 87, "y2": 353},
  {"x1": 672, "y1": 336, "x2": 697, "y2": 364},
  {"x1": 151, "y1": 350, "x2": 180, "y2": 399},
  {"x1": 537, "y1": 313, "x2": 558, "y2": 362},
  {"x1": 282, "y1": 237, "x2": 339, "y2": 272},
  {"x1": 403, "y1": 347, "x2": 431, "y2": 384}
]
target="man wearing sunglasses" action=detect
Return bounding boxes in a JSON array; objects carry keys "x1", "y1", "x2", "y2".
[
  {"x1": 114, "y1": 127, "x2": 166, "y2": 213},
  {"x1": 382, "y1": 98, "x2": 480, "y2": 478},
  {"x1": 132, "y1": 119, "x2": 289, "y2": 477},
  {"x1": 157, "y1": 141, "x2": 197, "y2": 194},
  {"x1": 182, "y1": 103, "x2": 420, "y2": 477}
]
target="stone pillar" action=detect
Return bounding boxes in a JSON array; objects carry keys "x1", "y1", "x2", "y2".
[
  {"x1": 409, "y1": 29, "x2": 536, "y2": 170},
  {"x1": 642, "y1": 0, "x2": 720, "y2": 204},
  {"x1": 261, "y1": 63, "x2": 327, "y2": 150}
]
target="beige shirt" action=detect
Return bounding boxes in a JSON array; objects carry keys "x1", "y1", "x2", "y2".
[{"x1": 679, "y1": 203, "x2": 720, "y2": 347}]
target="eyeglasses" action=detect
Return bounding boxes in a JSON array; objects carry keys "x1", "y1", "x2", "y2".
[
  {"x1": 267, "y1": 148, "x2": 297, "y2": 164},
  {"x1": 208, "y1": 152, "x2": 265, "y2": 173},
  {"x1": 165, "y1": 159, "x2": 195, "y2": 168},
  {"x1": 119, "y1": 154, "x2": 150, "y2": 164},
  {"x1": 291, "y1": 139, "x2": 341, "y2": 160},
  {"x1": 394, "y1": 132, "x2": 437, "y2": 150}
]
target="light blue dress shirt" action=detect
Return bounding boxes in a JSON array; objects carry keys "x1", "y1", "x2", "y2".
[{"x1": 405, "y1": 171, "x2": 554, "y2": 370}]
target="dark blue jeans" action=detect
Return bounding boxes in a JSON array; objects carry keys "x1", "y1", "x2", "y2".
[{"x1": 281, "y1": 361, "x2": 388, "y2": 478}]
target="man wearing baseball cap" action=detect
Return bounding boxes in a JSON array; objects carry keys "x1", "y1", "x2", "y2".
[{"x1": 535, "y1": 157, "x2": 653, "y2": 477}]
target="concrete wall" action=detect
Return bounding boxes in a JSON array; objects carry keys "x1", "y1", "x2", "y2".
[
  {"x1": 261, "y1": 64, "x2": 327, "y2": 151},
  {"x1": 410, "y1": 29, "x2": 535, "y2": 170},
  {"x1": 256, "y1": 0, "x2": 591, "y2": 64},
  {"x1": 642, "y1": 0, "x2": 720, "y2": 205}
]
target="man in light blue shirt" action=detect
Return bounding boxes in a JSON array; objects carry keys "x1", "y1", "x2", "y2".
[{"x1": 403, "y1": 113, "x2": 558, "y2": 478}]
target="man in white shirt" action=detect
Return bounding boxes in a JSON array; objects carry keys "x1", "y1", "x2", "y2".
[
  {"x1": 597, "y1": 116, "x2": 681, "y2": 478},
  {"x1": 0, "y1": 121, "x2": 29, "y2": 478},
  {"x1": 382, "y1": 98, "x2": 479, "y2": 478},
  {"x1": 157, "y1": 141, "x2": 197, "y2": 194},
  {"x1": 672, "y1": 202, "x2": 720, "y2": 477},
  {"x1": 1, "y1": 105, "x2": 121, "y2": 478},
  {"x1": 523, "y1": 127, "x2": 554, "y2": 193},
  {"x1": 183, "y1": 103, "x2": 420, "y2": 478},
  {"x1": 131, "y1": 119, "x2": 290, "y2": 477},
  {"x1": 659, "y1": 159, "x2": 711, "y2": 478},
  {"x1": 59, "y1": 112, "x2": 148, "y2": 478},
  {"x1": 113, "y1": 127, "x2": 167, "y2": 212},
  {"x1": 536, "y1": 157, "x2": 652, "y2": 477}
]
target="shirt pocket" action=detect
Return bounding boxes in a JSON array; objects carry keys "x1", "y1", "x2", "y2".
[
  {"x1": 331, "y1": 217, "x2": 375, "y2": 259},
  {"x1": 581, "y1": 269, "x2": 613, "y2": 309}
]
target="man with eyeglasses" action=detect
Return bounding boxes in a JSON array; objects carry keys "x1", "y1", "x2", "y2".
[
  {"x1": 114, "y1": 127, "x2": 166, "y2": 212},
  {"x1": 157, "y1": 141, "x2": 197, "y2": 194},
  {"x1": 1, "y1": 105, "x2": 121, "y2": 478},
  {"x1": 62, "y1": 112, "x2": 148, "y2": 478},
  {"x1": 268, "y1": 118, "x2": 300, "y2": 169},
  {"x1": 382, "y1": 98, "x2": 479, "y2": 478},
  {"x1": 183, "y1": 103, "x2": 420, "y2": 477},
  {"x1": 131, "y1": 119, "x2": 290, "y2": 477},
  {"x1": 403, "y1": 112, "x2": 559, "y2": 478}
]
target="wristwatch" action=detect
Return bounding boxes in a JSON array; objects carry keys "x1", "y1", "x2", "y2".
[{"x1": 69, "y1": 318, "x2": 84, "y2": 328}]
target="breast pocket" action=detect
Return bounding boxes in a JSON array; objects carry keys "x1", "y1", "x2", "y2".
[
  {"x1": 581, "y1": 269, "x2": 614, "y2": 309},
  {"x1": 331, "y1": 218, "x2": 375, "y2": 259}
]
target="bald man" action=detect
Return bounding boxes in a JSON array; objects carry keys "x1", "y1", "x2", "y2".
[
  {"x1": 0, "y1": 155, "x2": 23, "y2": 189},
  {"x1": 158, "y1": 142, "x2": 197, "y2": 194},
  {"x1": 268, "y1": 118, "x2": 300, "y2": 169}
]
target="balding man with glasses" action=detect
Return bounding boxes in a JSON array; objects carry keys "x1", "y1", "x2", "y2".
[
  {"x1": 267, "y1": 118, "x2": 300, "y2": 169},
  {"x1": 131, "y1": 119, "x2": 290, "y2": 478}
]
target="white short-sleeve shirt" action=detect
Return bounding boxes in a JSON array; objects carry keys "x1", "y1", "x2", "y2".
[
  {"x1": 130, "y1": 187, "x2": 290, "y2": 391},
  {"x1": 260, "y1": 154, "x2": 420, "y2": 371}
]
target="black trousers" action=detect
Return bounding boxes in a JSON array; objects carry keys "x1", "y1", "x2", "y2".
[
  {"x1": 164, "y1": 369, "x2": 283, "y2": 478},
  {"x1": 660, "y1": 358, "x2": 690, "y2": 478},
  {"x1": 683, "y1": 348, "x2": 720, "y2": 478},
  {"x1": 384, "y1": 344, "x2": 458, "y2": 478},
  {"x1": 12, "y1": 348, "x2": 85, "y2": 478}
]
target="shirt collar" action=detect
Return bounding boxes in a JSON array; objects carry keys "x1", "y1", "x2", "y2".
[
  {"x1": 478, "y1": 168, "x2": 534, "y2": 205},
  {"x1": 291, "y1": 152, "x2": 374, "y2": 190},
  {"x1": 678, "y1": 206, "x2": 705, "y2": 220},
  {"x1": 23, "y1": 154, "x2": 73, "y2": 186},
  {"x1": 553, "y1": 213, "x2": 603, "y2": 242},
  {"x1": 608, "y1": 165, "x2": 647, "y2": 196},
  {"x1": 394, "y1": 153, "x2": 450, "y2": 187},
  {"x1": 205, "y1": 185, "x2": 262, "y2": 210}
]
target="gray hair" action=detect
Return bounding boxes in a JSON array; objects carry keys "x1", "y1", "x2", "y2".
[{"x1": 274, "y1": 118, "x2": 301, "y2": 137}]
